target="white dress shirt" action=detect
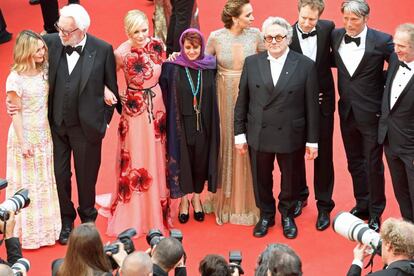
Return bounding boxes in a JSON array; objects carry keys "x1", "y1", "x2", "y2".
[
  {"x1": 235, "y1": 49, "x2": 317, "y2": 149},
  {"x1": 338, "y1": 25, "x2": 367, "y2": 77},
  {"x1": 390, "y1": 60, "x2": 414, "y2": 108},
  {"x1": 297, "y1": 25, "x2": 317, "y2": 62},
  {"x1": 66, "y1": 34, "x2": 87, "y2": 74}
]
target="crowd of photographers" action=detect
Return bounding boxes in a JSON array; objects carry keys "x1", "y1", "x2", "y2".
[{"x1": 1, "y1": 208, "x2": 414, "y2": 275}]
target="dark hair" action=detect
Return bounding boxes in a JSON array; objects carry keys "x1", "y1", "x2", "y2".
[
  {"x1": 181, "y1": 31, "x2": 202, "y2": 48},
  {"x1": 57, "y1": 223, "x2": 111, "y2": 276},
  {"x1": 199, "y1": 254, "x2": 231, "y2": 276},
  {"x1": 298, "y1": 0, "x2": 325, "y2": 15},
  {"x1": 221, "y1": 0, "x2": 250, "y2": 29},
  {"x1": 152, "y1": 238, "x2": 184, "y2": 272}
]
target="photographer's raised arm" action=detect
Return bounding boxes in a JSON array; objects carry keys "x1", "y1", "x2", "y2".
[{"x1": 2, "y1": 212, "x2": 23, "y2": 265}]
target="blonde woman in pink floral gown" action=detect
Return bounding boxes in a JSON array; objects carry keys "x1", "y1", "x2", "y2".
[
  {"x1": 97, "y1": 10, "x2": 171, "y2": 237},
  {"x1": 6, "y1": 30, "x2": 61, "y2": 249}
]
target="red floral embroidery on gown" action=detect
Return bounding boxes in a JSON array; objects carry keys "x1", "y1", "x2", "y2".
[{"x1": 97, "y1": 38, "x2": 171, "y2": 237}]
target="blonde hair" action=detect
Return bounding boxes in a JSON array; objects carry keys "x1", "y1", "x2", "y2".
[
  {"x1": 124, "y1": 10, "x2": 148, "y2": 37},
  {"x1": 11, "y1": 30, "x2": 48, "y2": 74},
  {"x1": 381, "y1": 218, "x2": 414, "y2": 258}
]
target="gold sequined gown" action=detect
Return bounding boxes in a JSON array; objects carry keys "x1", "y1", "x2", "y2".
[{"x1": 205, "y1": 28, "x2": 265, "y2": 225}]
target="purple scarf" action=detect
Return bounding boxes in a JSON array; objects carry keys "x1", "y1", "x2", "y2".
[{"x1": 168, "y1": 28, "x2": 216, "y2": 70}]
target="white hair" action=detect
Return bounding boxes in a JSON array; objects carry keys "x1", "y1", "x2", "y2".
[
  {"x1": 261, "y1": 16, "x2": 293, "y2": 44},
  {"x1": 60, "y1": 4, "x2": 90, "y2": 31}
]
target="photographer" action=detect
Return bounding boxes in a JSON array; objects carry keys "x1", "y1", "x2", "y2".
[
  {"x1": 151, "y1": 237, "x2": 186, "y2": 276},
  {"x1": 347, "y1": 218, "x2": 414, "y2": 276},
  {"x1": 121, "y1": 251, "x2": 153, "y2": 276},
  {"x1": 0, "y1": 212, "x2": 23, "y2": 266},
  {"x1": 199, "y1": 254, "x2": 240, "y2": 276},
  {"x1": 51, "y1": 223, "x2": 112, "y2": 276},
  {"x1": 255, "y1": 244, "x2": 302, "y2": 276}
]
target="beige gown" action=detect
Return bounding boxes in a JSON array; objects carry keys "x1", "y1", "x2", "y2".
[{"x1": 205, "y1": 27, "x2": 265, "y2": 225}]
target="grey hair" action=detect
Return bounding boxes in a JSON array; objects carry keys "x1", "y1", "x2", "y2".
[
  {"x1": 255, "y1": 243, "x2": 302, "y2": 276},
  {"x1": 341, "y1": 0, "x2": 370, "y2": 17},
  {"x1": 261, "y1": 16, "x2": 293, "y2": 44},
  {"x1": 60, "y1": 4, "x2": 91, "y2": 31},
  {"x1": 396, "y1": 23, "x2": 414, "y2": 47}
]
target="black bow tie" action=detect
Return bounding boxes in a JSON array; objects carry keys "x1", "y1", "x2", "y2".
[
  {"x1": 400, "y1": 61, "x2": 411, "y2": 71},
  {"x1": 300, "y1": 30, "x2": 317, "y2": 39},
  {"x1": 64, "y1": 45, "x2": 82, "y2": 56},
  {"x1": 344, "y1": 34, "x2": 361, "y2": 46}
]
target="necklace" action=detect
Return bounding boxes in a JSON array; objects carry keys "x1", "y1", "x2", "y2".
[{"x1": 185, "y1": 67, "x2": 203, "y2": 131}]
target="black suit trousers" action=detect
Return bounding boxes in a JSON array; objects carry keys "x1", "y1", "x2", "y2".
[
  {"x1": 166, "y1": 0, "x2": 195, "y2": 55},
  {"x1": 249, "y1": 147, "x2": 303, "y2": 219},
  {"x1": 51, "y1": 123, "x2": 101, "y2": 224},
  {"x1": 40, "y1": 0, "x2": 79, "y2": 33},
  {"x1": 340, "y1": 110, "x2": 385, "y2": 216},
  {"x1": 384, "y1": 143, "x2": 414, "y2": 222},
  {"x1": 298, "y1": 112, "x2": 335, "y2": 212}
]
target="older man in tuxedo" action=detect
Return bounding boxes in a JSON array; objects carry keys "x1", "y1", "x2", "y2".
[
  {"x1": 289, "y1": 0, "x2": 335, "y2": 231},
  {"x1": 378, "y1": 23, "x2": 414, "y2": 223},
  {"x1": 234, "y1": 16, "x2": 319, "y2": 239},
  {"x1": 43, "y1": 4, "x2": 120, "y2": 244},
  {"x1": 331, "y1": 0, "x2": 393, "y2": 231}
]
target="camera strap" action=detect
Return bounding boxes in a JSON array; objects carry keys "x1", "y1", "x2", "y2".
[{"x1": 364, "y1": 246, "x2": 380, "y2": 274}]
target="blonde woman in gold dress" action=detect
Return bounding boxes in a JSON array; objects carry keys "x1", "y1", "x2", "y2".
[{"x1": 205, "y1": 0, "x2": 265, "y2": 225}]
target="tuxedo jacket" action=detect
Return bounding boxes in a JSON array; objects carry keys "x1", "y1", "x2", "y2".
[
  {"x1": 378, "y1": 52, "x2": 414, "y2": 154},
  {"x1": 290, "y1": 19, "x2": 335, "y2": 115},
  {"x1": 346, "y1": 260, "x2": 414, "y2": 276},
  {"x1": 331, "y1": 27, "x2": 393, "y2": 124},
  {"x1": 234, "y1": 50, "x2": 319, "y2": 153},
  {"x1": 43, "y1": 33, "x2": 120, "y2": 142}
]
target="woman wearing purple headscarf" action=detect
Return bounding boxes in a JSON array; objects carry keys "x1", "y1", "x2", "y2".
[{"x1": 159, "y1": 28, "x2": 219, "y2": 223}]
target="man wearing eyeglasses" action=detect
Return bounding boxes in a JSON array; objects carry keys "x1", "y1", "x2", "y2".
[
  {"x1": 42, "y1": 4, "x2": 120, "y2": 245},
  {"x1": 331, "y1": 0, "x2": 393, "y2": 232},
  {"x1": 289, "y1": 0, "x2": 336, "y2": 231},
  {"x1": 234, "y1": 16, "x2": 319, "y2": 239}
]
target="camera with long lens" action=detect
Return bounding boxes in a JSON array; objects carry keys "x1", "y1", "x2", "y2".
[
  {"x1": 333, "y1": 212, "x2": 382, "y2": 256},
  {"x1": 146, "y1": 228, "x2": 183, "y2": 248},
  {"x1": 0, "y1": 187, "x2": 31, "y2": 221},
  {"x1": 229, "y1": 250, "x2": 244, "y2": 275},
  {"x1": 11, "y1": 258, "x2": 30, "y2": 276},
  {"x1": 104, "y1": 228, "x2": 137, "y2": 269}
]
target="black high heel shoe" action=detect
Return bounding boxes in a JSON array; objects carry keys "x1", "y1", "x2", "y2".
[
  {"x1": 191, "y1": 198, "x2": 205, "y2": 222},
  {"x1": 178, "y1": 199, "x2": 189, "y2": 224}
]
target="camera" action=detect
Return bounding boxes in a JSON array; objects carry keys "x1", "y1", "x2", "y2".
[
  {"x1": 0, "y1": 188, "x2": 30, "y2": 221},
  {"x1": 104, "y1": 228, "x2": 137, "y2": 269},
  {"x1": 11, "y1": 258, "x2": 30, "y2": 276},
  {"x1": 333, "y1": 212, "x2": 382, "y2": 256},
  {"x1": 229, "y1": 250, "x2": 244, "y2": 275},
  {"x1": 146, "y1": 228, "x2": 183, "y2": 248}
]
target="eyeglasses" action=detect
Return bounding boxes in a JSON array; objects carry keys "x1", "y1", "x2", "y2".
[
  {"x1": 54, "y1": 22, "x2": 79, "y2": 36},
  {"x1": 264, "y1": 35, "x2": 287, "y2": 43}
]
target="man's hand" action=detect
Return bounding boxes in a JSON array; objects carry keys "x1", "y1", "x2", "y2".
[
  {"x1": 319, "y1": 92, "x2": 323, "y2": 105},
  {"x1": 305, "y1": 146, "x2": 318, "y2": 160},
  {"x1": 5, "y1": 98, "x2": 19, "y2": 116},
  {"x1": 353, "y1": 243, "x2": 371, "y2": 262},
  {"x1": 235, "y1": 143, "x2": 248, "y2": 155},
  {"x1": 167, "y1": 52, "x2": 180, "y2": 62},
  {"x1": 104, "y1": 87, "x2": 118, "y2": 106},
  {"x1": 5, "y1": 212, "x2": 16, "y2": 239}
]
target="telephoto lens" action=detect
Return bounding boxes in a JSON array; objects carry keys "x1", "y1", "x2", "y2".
[
  {"x1": 11, "y1": 258, "x2": 30, "y2": 276},
  {"x1": 0, "y1": 189, "x2": 30, "y2": 221}
]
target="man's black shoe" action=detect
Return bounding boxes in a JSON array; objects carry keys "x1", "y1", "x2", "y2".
[
  {"x1": 58, "y1": 224, "x2": 73, "y2": 245},
  {"x1": 29, "y1": 0, "x2": 40, "y2": 4},
  {"x1": 281, "y1": 217, "x2": 297, "y2": 239},
  {"x1": 368, "y1": 217, "x2": 381, "y2": 232},
  {"x1": 316, "y1": 211, "x2": 330, "y2": 231},
  {"x1": 253, "y1": 218, "x2": 275, "y2": 238},
  {"x1": 350, "y1": 207, "x2": 369, "y2": 220},
  {"x1": 293, "y1": 199, "x2": 308, "y2": 218},
  {"x1": 0, "y1": 31, "x2": 12, "y2": 45}
]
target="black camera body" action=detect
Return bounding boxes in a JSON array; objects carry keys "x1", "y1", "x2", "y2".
[
  {"x1": 104, "y1": 228, "x2": 137, "y2": 269},
  {"x1": 146, "y1": 228, "x2": 183, "y2": 248},
  {"x1": 229, "y1": 250, "x2": 244, "y2": 275}
]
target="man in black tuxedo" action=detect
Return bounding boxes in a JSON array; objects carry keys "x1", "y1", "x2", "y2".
[
  {"x1": 43, "y1": 4, "x2": 120, "y2": 244},
  {"x1": 378, "y1": 23, "x2": 414, "y2": 223},
  {"x1": 331, "y1": 0, "x2": 393, "y2": 231},
  {"x1": 234, "y1": 16, "x2": 319, "y2": 239},
  {"x1": 289, "y1": 0, "x2": 335, "y2": 231}
]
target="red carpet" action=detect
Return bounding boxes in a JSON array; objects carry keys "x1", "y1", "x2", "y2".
[{"x1": 0, "y1": 1, "x2": 412, "y2": 275}]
